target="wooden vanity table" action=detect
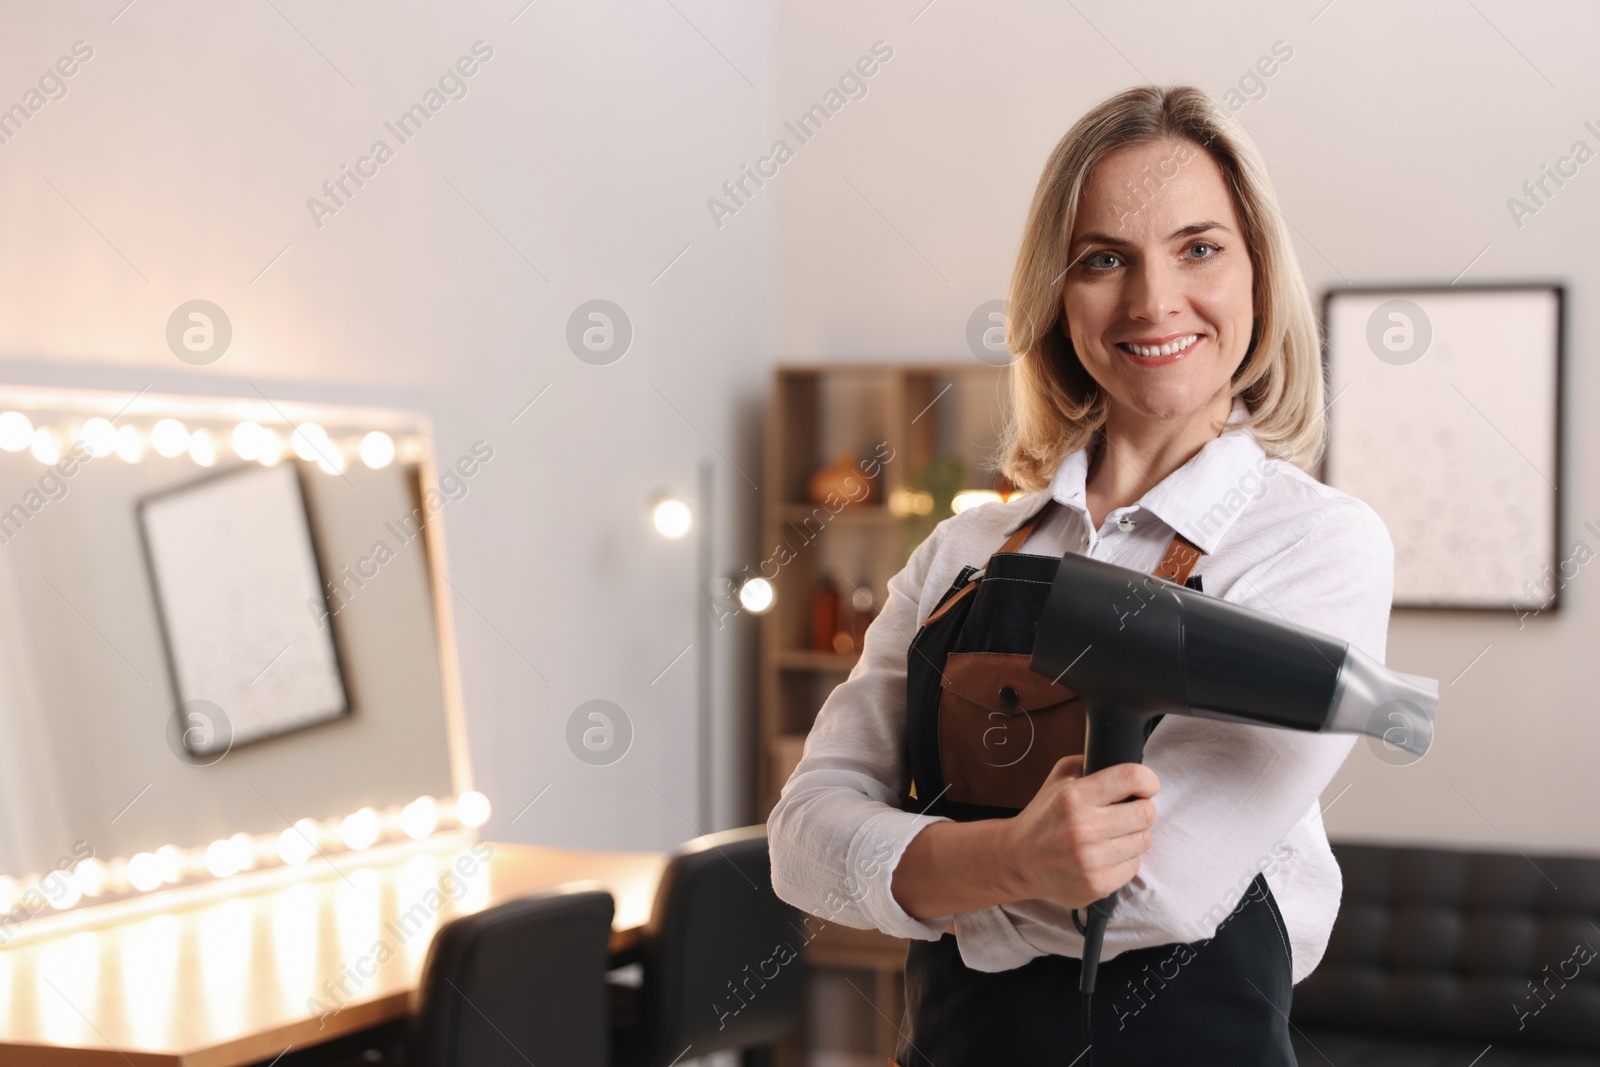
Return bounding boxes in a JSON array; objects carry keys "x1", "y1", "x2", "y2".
[{"x1": 0, "y1": 838, "x2": 666, "y2": 1066}]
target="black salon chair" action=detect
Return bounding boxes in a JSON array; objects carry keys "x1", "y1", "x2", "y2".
[
  {"x1": 406, "y1": 885, "x2": 616, "y2": 1067},
  {"x1": 607, "y1": 824, "x2": 805, "y2": 1067}
]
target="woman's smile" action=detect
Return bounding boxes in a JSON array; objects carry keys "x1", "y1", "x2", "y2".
[{"x1": 1115, "y1": 331, "x2": 1204, "y2": 364}]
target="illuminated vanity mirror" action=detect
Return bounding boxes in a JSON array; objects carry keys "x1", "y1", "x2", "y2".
[{"x1": 0, "y1": 385, "x2": 478, "y2": 928}]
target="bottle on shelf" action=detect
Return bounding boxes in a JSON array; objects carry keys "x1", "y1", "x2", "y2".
[
  {"x1": 811, "y1": 573, "x2": 841, "y2": 653},
  {"x1": 850, "y1": 585, "x2": 877, "y2": 646}
]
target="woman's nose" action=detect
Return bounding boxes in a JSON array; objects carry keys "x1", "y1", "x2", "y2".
[{"x1": 1125, "y1": 259, "x2": 1183, "y2": 323}]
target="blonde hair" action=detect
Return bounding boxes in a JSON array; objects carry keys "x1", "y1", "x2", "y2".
[{"x1": 996, "y1": 85, "x2": 1325, "y2": 492}]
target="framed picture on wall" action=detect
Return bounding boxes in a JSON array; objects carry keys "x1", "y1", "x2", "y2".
[
  {"x1": 1321, "y1": 284, "x2": 1564, "y2": 612},
  {"x1": 139, "y1": 461, "x2": 350, "y2": 755}
]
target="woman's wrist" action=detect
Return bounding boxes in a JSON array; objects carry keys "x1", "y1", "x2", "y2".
[
  {"x1": 987, "y1": 816, "x2": 1027, "y2": 904},
  {"x1": 891, "y1": 816, "x2": 1025, "y2": 920}
]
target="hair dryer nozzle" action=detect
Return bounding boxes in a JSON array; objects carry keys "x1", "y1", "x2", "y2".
[{"x1": 1326, "y1": 644, "x2": 1439, "y2": 757}]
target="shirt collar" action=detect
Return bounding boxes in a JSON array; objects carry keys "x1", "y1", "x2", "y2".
[{"x1": 1006, "y1": 397, "x2": 1268, "y2": 554}]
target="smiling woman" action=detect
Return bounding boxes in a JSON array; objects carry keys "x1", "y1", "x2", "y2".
[{"x1": 769, "y1": 84, "x2": 1394, "y2": 1067}]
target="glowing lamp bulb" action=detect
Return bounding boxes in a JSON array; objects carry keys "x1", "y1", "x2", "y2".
[
  {"x1": 188, "y1": 428, "x2": 217, "y2": 467},
  {"x1": 456, "y1": 791, "x2": 491, "y2": 829},
  {"x1": 652, "y1": 499, "x2": 692, "y2": 539},
  {"x1": 155, "y1": 844, "x2": 184, "y2": 883},
  {"x1": 30, "y1": 427, "x2": 61, "y2": 465},
  {"x1": 150, "y1": 418, "x2": 189, "y2": 458},
  {"x1": 0, "y1": 411, "x2": 33, "y2": 452},
  {"x1": 47, "y1": 876, "x2": 81, "y2": 910},
  {"x1": 231, "y1": 421, "x2": 264, "y2": 461},
  {"x1": 739, "y1": 576, "x2": 776, "y2": 614},
  {"x1": 278, "y1": 824, "x2": 316, "y2": 866},
  {"x1": 290, "y1": 422, "x2": 330, "y2": 461},
  {"x1": 204, "y1": 839, "x2": 237, "y2": 879},
  {"x1": 115, "y1": 424, "x2": 145, "y2": 463},
  {"x1": 73, "y1": 858, "x2": 108, "y2": 898},
  {"x1": 255, "y1": 429, "x2": 283, "y2": 466},
  {"x1": 228, "y1": 832, "x2": 256, "y2": 872},
  {"x1": 80, "y1": 417, "x2": 116, "y2": 458},
  {"x1": 401, "y1": 797, "x2": 439, "y2": 840},
  {"x1": 128, "y1": 852, "x2": 163, "y2": 892},
  {"x1": 340, "y1": 808, "x2": 380, "y2": 851},
  {"x1": 359, "y1": 431, "x2": 395, "y2": 469}
]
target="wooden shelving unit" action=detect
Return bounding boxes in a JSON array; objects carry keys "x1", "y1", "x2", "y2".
[{"x1": 758, "y1": 363, "x2": 1009, "y2": 1066}]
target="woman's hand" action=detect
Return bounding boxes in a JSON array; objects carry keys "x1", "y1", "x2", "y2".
[{"x1": 998, "y1": 754, "x2": 1160, "y2": 911}]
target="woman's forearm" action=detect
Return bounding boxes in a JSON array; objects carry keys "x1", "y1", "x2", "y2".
[{"x1": 891, "y1": 817, "x2": 1021, "y2": 920}]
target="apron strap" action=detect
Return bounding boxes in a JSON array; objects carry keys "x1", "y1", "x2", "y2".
[
  {"x1": 1153, "y1": 531, "x2": 1205, "y2": 585},
  {"x1": 995, "y1": 496, "x2": 1058, "y2": 554}
]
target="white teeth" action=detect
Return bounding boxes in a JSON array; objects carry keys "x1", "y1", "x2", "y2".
[{"x1": 1121, "y1": 334, "x2": 1199, "y2": 358}]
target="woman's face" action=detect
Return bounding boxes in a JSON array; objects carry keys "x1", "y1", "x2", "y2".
[{"x1": 1061, "y1": 139, "x2": 1255, "y2": 427}]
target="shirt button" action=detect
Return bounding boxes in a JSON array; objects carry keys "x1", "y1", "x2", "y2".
[
  {"x1": 1080, "y1": 532, "x2": 1090, "y2": 548},
  {"x1": 1117, "y1": 516, "x2": 1137, "y2": 531}
]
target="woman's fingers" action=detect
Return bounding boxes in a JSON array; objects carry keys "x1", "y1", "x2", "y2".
[
  {"x1": 1076, "y1": 761, "x2": 1160, "y2": 806},
  {"x1": 1065, "y1": 795, "x2": 1156, "y2": 843}
]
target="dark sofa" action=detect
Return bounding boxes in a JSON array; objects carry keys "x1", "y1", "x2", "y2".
[{"x1": 1289, "y1": 842, "x2": 1600, "y2": 1065}]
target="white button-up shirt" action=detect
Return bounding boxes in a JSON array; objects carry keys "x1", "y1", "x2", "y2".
[{"x1": 767, "y1": 398, "x2": 1395, "y2": 984}]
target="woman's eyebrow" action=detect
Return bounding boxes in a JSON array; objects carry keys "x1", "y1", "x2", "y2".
[{"x1": 1070, "y1": 220, "x2": 1234, "y2": 250}]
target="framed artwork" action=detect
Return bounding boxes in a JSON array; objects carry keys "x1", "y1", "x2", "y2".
[
  {"x1": 139, "y1": 461, "x2": 349, "y2": 755},
  {"x1": 1321, "y1": 284, "x2": 1564, "y2": 612}
]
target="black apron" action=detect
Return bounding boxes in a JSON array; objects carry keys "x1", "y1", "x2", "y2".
[{"x1": 892, "y1": 497, "x2": 1297, "y2": 1066}]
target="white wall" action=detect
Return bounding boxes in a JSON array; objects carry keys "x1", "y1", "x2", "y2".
[
  {"x1": 771, "y1": 0, "x2": 1600, "y2": 856},
  {"x1": 0, "y1": 0, "x2": 775, "y2": 854},
  {"x1": 0, "y1": 0, "x2": 1593, "y2": 873}
]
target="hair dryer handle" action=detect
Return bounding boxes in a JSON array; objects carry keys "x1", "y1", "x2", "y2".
[
  {"x1": 1076, "y1": 702, "x2": 1160, "y2": 994},
  {"x1": 1082, "y1": 703, "x2": 1157, "y2": 779}
]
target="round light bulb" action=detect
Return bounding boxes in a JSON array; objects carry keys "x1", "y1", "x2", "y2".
[
  {"x1": 115, "y1": 424, "x2": 145, "y2": 463},
  {"x1": 359, "y1": 431, "x2": 395, "y2": 469},
  {"x1": 278, "y1": 825, "x2": 315, "y2": 866},
  {"x1": 652, "y1": 499, "x2": 692, "y2": 539},
  {"x1": 128, "y1": 852, "x2": 163, "y2": 892},
  {"x1": 0, "y1": 411, "x2": 34, "y2": 452},
  {"x1": 316, "y1": 448, "x2": 346, "y2": 476},
  {"x1": 231, "y1": 421, "x2": 264, "y2": 461},
  {"x1": 401, "y1": 797, "x2": 439, "y2": 841},
  {"x1": 290, "y1": 422, "x2": 330, "y2": 462},
  {"x1": 46, "y1": 874, "x2": 81, "y2": 911},
  {"x1": 456, "y1": 791, "x2": 491, "y2": 829},
  {"x1": 739, "y1": 577, "x2": 776, "y2": 614},
  {"x1": 155, "y1": 844, "x2": 184, "y2": 883},
  {"x1": 80, "y1": 417, "x2": 116, "y2": 458},
  {"x1": 204, "y1": 839, "x2": 237, "y2": 879},
  {"x1": 150, "y1": 418, "x2": 189, "y2": 458},
  {"x1": 255, "y1": 429, "x2": 283, "y2": 466},
  {"x1": 340, "y1": 808, "x2": 380, "y2": 851},
  {"x1": 30, "y1": 427, "x2": 61, "y2": 465},
  {"x1": 74, "y1": 858, "x2": 108, "y2": 898},
  {"x1": 228, "y1": 832, "x2": 256, "y2": 872},
  {"x1": 188, "y1": 428, "x2": 217, "y2": 467}
]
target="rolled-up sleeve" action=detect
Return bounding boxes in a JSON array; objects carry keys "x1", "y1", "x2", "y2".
[{"x1": 767, "y1": 519, "x2": 960, "y2": 941}]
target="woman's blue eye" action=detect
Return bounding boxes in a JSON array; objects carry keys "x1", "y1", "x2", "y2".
[{"x1": 1081, "y1": 241, "x2": 1216, "y2": 273}]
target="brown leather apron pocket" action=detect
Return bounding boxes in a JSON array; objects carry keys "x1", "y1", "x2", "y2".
[{"x1": 937, "y1": 651, "x2": 1084, "y2": 810}]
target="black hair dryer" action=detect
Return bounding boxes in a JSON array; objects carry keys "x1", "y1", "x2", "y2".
[{"x1": 1028, "y1": 550, "x2": 1439, "y2": 994}]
